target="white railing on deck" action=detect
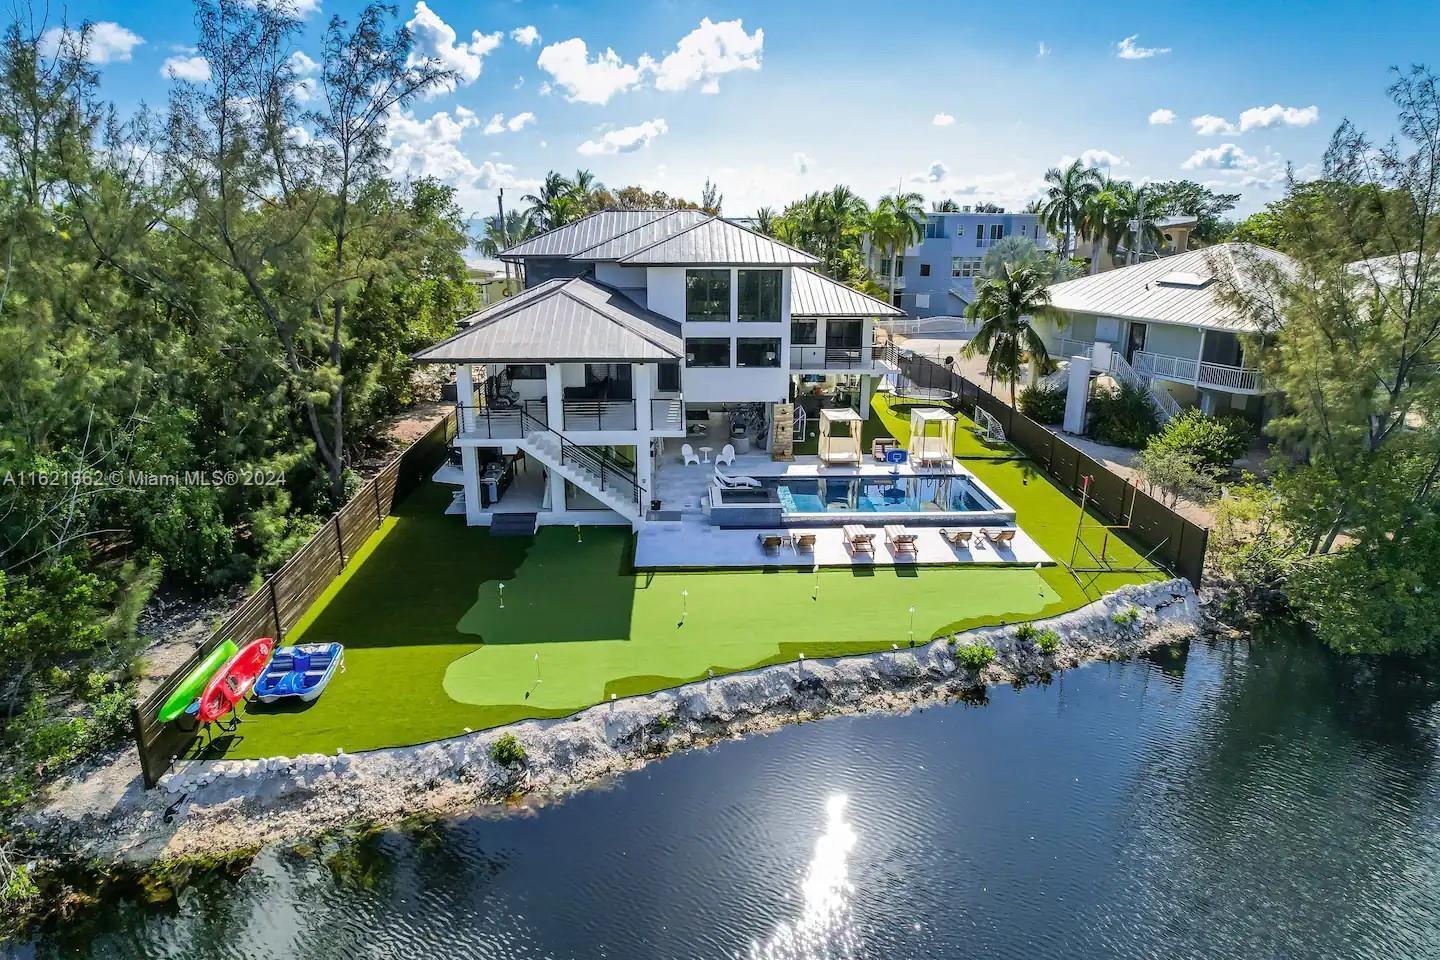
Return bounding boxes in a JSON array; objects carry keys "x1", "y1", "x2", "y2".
[
  {"x1": 1110, "y1": 352, "x2": 1181, "y2": 422},
  {"x1": 1134, "y1": 350, "x2": 1261, "y2": 392}
]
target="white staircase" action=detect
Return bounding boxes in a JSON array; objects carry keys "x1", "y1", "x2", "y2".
[
  {"x1": 1039, "y1": 351, "x2": 1180, "y2": 424},
  {"x1": 518, "y1": 430, "x2": 644, "y2": 526}
]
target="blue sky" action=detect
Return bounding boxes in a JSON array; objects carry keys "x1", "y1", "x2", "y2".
[{"x1": 43, "y1": 0, "x2": 1439, "y2": 221}]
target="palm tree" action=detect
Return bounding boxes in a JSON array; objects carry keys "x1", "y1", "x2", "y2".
[
  {"x1": 1040, "y1": 159, "x2": 1102, "y2": 261},
  {"x1": 1111, "y1": 181, "x2": 1163, "y2": 265},
  {"x1": 754, "y1": 206, "x2": 777, "y2": 237},
  {"x1": 962, "y1": 264, "x2": 1062, "y2": 406},
  {"x1": 522, "y1": 171, "x2": 578, "y2": 230},
  {"x1": 869, "y1": 191, "x2": 924, "y2": 305},
  {"x1": 932, "y1": 199, "x2": 961, "y2": 212},
  {"x1": 477, "y1": 209, "x2": 536, "y2": 255},
  {"x1": 1080, "y1": 179, "x2": 1129, "y2": 275}
]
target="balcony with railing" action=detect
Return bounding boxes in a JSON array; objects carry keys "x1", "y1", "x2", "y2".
[
  {"x1": 1133, "y1": 350, "x2": 1262, "y2": 393},
  {"x1": 561, "y1": 399, "x2": 637, "y2": 432},
  {"x1": 790, "y1": 345, "x2": 884, "y2": 371},
  {"x1": 455, "y1": 400, "x2": 548, "y2": 440},
  {"x1": 651, "y1": 397, "x2": 686, "y2": 434}
]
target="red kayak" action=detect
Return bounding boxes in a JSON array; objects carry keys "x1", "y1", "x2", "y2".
[{"x1": 197, "y1": 637, "x2": 275, "y2": 725}]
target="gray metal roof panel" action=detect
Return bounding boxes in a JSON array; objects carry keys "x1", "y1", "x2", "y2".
[
  {"x1": 571, "y1": 209, "x2": 711, "y2": 260},
  {"x1": 618, "y1": 217, "x2": 820, "y2": 266},
  {"x1": 411, "y1": 278, "x2": 682, "y2": 363},
  {"x1": 790, "y1": 268, "x2": 905, "y2": 317},
  {"x1": 499, "y1": 210, "x2": 673, "y2": 259}
]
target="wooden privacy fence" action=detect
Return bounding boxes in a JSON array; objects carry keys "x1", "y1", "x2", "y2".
[
  {"x1": 130, "y1": 412, "x2": 457, "y2": 788},
  {"x1": 897, "y1": 353, "x2": 1209, "y2": 588}
]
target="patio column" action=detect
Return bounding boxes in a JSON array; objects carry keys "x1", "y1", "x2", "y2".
[
  {"x1": 634, "y1": 363, "x2": 654, "y2": 518},
  {"x1": 858, "y1": 374, "x2": 872, "y2": 419},
  {"x1": 460, "y1": 445, "x2": 482, "y2": 525},
  {"x1": 456, "y1": 363, "x2": 477, "y2": 432},
  {"x1": 544, "y1": 363, "x2": 566, "y2": 513},
  {"x1": 1195, "y1": 330, "x2": 1208, "y2": 385}
]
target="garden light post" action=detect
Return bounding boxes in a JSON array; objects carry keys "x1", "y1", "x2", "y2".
[
  {"x1": 909, "y1": 606, "x2": 916, "y2": 645},
  {"x1": 576, "y1": 523, "x2": 582, "y2": 542},
  {"x1": 498, "y1": 582, "x2": 505, "y2": 609},
  {"x1": 812, "y1": 562, "x2": 820, "y2": 600},
  {"x1": 681, "y1": 589, "x2": 689, "y2": 624}
]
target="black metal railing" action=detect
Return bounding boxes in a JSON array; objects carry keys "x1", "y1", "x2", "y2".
[
  {"x1": 562, "y1": 398, "x2": 637, "y2": 431},
  {"x1": 454, "y1": 400, "x2": 547, "y2": 438},
  {"x1": 790, "y1": 344, "x2": 891, "y2": 369},
  {"x1": 517, "y1": 409, "x2": 643, "y2": 506}
]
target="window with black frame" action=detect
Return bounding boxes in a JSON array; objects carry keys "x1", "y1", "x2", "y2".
[
  {"x1": 685, "y1": 337, "x2": 730, "y2": 367},
  {"x1": 656, "y1": 360, "x2": 680, "y2": 392},
  {"x1": 736, "y1": 337, "x2": 781, "y2": 368},
  {"x1": 737, "y1": 270, "x2": 781, "y2": 322},
  {"x1": 685, "y1": 269, "x2": 731, "y2": 322},
  {"x1": 791, "y1": 317, "x2": 817, "y2": 345}
]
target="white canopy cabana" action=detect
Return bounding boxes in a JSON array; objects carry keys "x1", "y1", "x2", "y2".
[
  {"x1": 908, "y1": 407, "x2": 956, "y2": 465},
  {"x1": 817, "y1": 407, "x2": 863, "y2": 464}
]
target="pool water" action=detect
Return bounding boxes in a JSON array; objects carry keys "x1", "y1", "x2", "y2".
[{"x1": 773, "y1": 475, "x2": 998, "y2": 514}]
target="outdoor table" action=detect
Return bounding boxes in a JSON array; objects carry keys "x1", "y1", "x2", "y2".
[{"x1": 698, "y1": 446, "x2": 713, "y2": 462}]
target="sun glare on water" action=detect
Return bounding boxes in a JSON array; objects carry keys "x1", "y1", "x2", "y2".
[{"x1": 748, "y1": 794, "x2": 860, "y2": 960}]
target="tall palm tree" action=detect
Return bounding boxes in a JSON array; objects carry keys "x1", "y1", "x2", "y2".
[
  {"x1": 962, "y1": 264, "x2": 1062, "y2": 406},
  {"x1": 1111, "y1": 181, "x2": 1163, "y2": 265},
  {"x1": 932, "y1": 199, "x2": 961, "y2": 212},
  {"x1": 1040, "y1": 160, "x2": 1102, "y2": 261},
  {"x1": 522, "y1": 171, "x2": 578, "y2": 230},
  {"x1": 477, "y1": 209, "x2": 536, "y2": 255},
  {"x1": 754, "y1": 206, "x2": 777, "y2": 237},
  {"x1": 869, "y1": 191, "x2": 924, "y2": 305}
]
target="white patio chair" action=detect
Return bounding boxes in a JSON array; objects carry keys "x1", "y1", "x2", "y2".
[
  {"x1": 715, "y1": 443, "x2": 736, "y2": 467},
  {"x1": 681, "y1": 443, "x2": 700, "y2": 466},
  {"x1": 714, "y1": 467, "x2": 761, "y2": 489}
]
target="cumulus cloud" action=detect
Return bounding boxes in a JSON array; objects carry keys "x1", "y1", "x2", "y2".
[
  {"x1": 1182, "y1": 143, "x2": 1258, "y2": 171},
  {"x1": 537, "y1": 38, "x2": 650, "y2": 104},
  {"x1": 577, "y1": 118, "x2": 668, "y2": 156},
  {"x1": 41, "y1": 21, "x2": 144, "y2": 63},
  {"x1": 1148, "y1": 108, "x2": 1175, "y2": 125},
  {"x1": 289, "y1": 50, "x2": 320, "y2": 102},
  {"x1": 793, "y1": 152, "x2": 813, "y2": 174},
  {"x1": 909, "y1": 161, "x2": 948, "y2": 183},
  {"x1": 162, "y1": 55, "x2": 211, "y2": 82},
  {"x1": 651, "y1": 18, "x2": 762, "y2": 94},
  {"x1": 1067, "y1": 148, "x2": 1126, "y2": 169},
  {"x1": 932, "y1": 112, "x2": 955, "y2": 127},
  {"x1": 1037, "y1": 41, "x2": 1050, "y2": 58},
  {"x1": 1115, "y1": 34, "x2": 1170, "y2": 59},
  {"x1": 406, "y1": 1, "x2": 502, "y2": 95},
  {"x1": 1238, "y1": 103, "x2": 1319, "y2": 131},
  {"x1": 483, "y1": 111, "x2": 536, "y2": 134},
  {"x1": 386, "y1": 105, "x2": 536, "y2": 201},
  {"x1": 511, "y1": 25, "x2": 540, "y2": 47},
  {"x1": 1191, "y1": 114, "x2": 1237, "y2": 136}
]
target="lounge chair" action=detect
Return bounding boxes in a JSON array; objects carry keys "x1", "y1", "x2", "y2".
[
  {"x1": 938, "y1": 528, "x2": 973, "y2": 548},
  {"x1": 885, "y1": 524, "x2": 919, "y2": 556},
  {"x1": 986, "y1": 528, "x2": 1017, "y2": 547},
  {"x1": 714, "y1": 467, "x2": 761, "y2": 489},
  {"x1": 756, "y1": 533, "x2": 786, "y2": 555},
  {"x1": 794, "y1": 532, "x2": 817, "y2": 553},
  {"x1": 843, "y1": 524, "x2": 875, "y2": 555},
  {"x1": 681, "y1": 443, "x2": 700, "y2": 466},
  {"x1": 715, "y1": 443, "x2": 736, "y2": 467}
]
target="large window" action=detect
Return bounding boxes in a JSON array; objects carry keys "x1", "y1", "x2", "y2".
[
  {"x1": 736, "y1": 337, "x2": 781, "y2": 368},
  {"x1": 505, "y1": 364, "x2": 545, "y2": 380},
  {"x1": 924, "y1": 218, "x2": 945, "y2": 239},
  {"x1": 737, "y1": 270, "x2": 781, "y2": 322},
  {"x1": 791, "y1": 317, "x2": 818, "y2": 345},
  {"x1": 685, "y1": 269, "x2": 731, "y2": 322},
  {"x1": 951, "y1": 256, "x2": 982, "y2": 278},
  {"x1": 685, "y1": 337, "x2": 730, "y2": 367},
  {"x1": 656, "y1": 360, "x2": 680, "y2": 392},
  {"x1": 990, "y1": 223, "x2": 1005, "y2": 241}
]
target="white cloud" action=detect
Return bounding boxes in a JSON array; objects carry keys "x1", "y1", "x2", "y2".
[
  {"x1": 295, "y1": 76, "x2": 319, "y2": 103},
  {"x1": 484, "y1": 111, "x2": 536, "y2": 134},
  {"x1": 283, "y1": 0, "x2": 323, "y2": 16},
  {"x1": 1182, "y1": 143, "x2": 1258, "y2": 171},
  {"x1": 289, "y1": 51, "x2": 319, "y2": 75},
  {"x1": 41, "y1": 21, "x2": 144, "y2": 64},
  {"x1": 162, "y1": 55, "x2": 211, "y2": 82},
  {"x1": 651, "y1": 18, "x2": 763, "y2": 94},
  {"x1": 1148, "y1": 108, "x2": 1175, "y2": 125},
  {"x1": 536, "y1": 38, "x2": 650, "y2": 104},
  {"x1": 406, "y1": 1, "x2": 502, "y2": 95},
  {"x1": 1065, "y1": 148, "x2": 1126, "y2": 169},
  {"x1": 1237, "y1": 103, "x2": 1319, "y2": 131},
  {"x1": 386, "y1": 105, "x2": 537, "y2": 204},
  {"x1": 511, "y1": 25, "x2": 540, "y2": 47},
  {"x1": 1115, "y1": 34, "x2": 1170, "y2": 59},
  {"x1": 577, "y1": 118, "x2": 668, "y2": 156},
  {"x1": 793, "y1": 152, "x2": 813, "y2": 174},
  {"x1": 1191, "y1": 114, "x2": 1237, "y2": 136},
  {"x1": 925, "y1": 161, "x2": 948, "y2": 182},
  {"x1": 1036, "y1": 41, "x2": 1050, "y2": 58},
  {"x1": 932, "y1": 112, "x2": 955, "y2": 127}
]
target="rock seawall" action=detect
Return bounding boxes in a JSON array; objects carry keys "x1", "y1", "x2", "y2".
[{"x1": 33, "y1": 578, "x2": 1199, "y2": 867}]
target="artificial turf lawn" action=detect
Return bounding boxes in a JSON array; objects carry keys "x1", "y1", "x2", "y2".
[{"x1": 206, "y1": 399, "x2": 1162, "y2": 760}]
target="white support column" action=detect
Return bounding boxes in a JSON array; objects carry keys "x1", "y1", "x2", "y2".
[
  {"x1": 1063, "y1": 355, "x2": 1092, "y2": 434},
  {"x1": 456, "y1": 363, "x2": 477, "y2": 433},
  {"x1": 1195, "y1": 329, "x2": 1208, "y2": 385},
  {"x1": 460, "y1": 445, "x2": 482, "y2": 524},
  {"x1": 858, "y1": 374, "x2": 872, "y2": 419},
  {"x1": 543, "y1": 363, "x2": 566, "y2": 513},
  {"x1": 633, "y1": 363, "x2": 654, "y2": 520}
]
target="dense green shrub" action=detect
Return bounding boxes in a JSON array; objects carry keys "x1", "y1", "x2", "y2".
[
  {"x1": 1088, "y1": 381, "x2": 1160, "y2": 448},
  {"x1": 1016, "y1": 623, "x2": 1061, "y2": 655},
  {"x1": 1144, "y1": 409, "x2": 1255, "y2": 472},
  {"x1": 489, "y1": 733, "x2": 526, "y2": 766},
  {"x1": 1018, "y1": 384, "x2": 1067, "y2": 424},
  {"x1": 955, "y1": 642, "x2": 996, "y2": 671}
]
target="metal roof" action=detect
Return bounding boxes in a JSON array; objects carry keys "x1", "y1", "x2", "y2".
[
  {"x1": 790, "y1": 268, "x2": 904, "y2": 317},
  {"x1": 618, "y1": 217, "x2": 820, "y2": 266},
  {"x1": 1046, "y1": 243, "x2": 1297, "y2": 333},
  {"x1": 499, "y1": 210, "x2": 673, "y2": 259},
  {"x1": 570, "y1": 209, "x2": 711, "y2": 260},
  {"x1": 411, "y1": 277, "x2": 682, "y2": 364}
]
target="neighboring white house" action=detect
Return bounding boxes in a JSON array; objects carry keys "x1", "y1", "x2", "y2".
[
  {"x1": 1036, "y1": 242, "x2": 1297, "y2": 420},
  {"x1": 411, "y1": 209, "x2": 905, "y2": 532}
]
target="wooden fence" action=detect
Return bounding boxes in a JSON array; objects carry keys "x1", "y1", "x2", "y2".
[
  {"x1": 897, "y1": 353, "x2": 1209, "y2": 588},
  {"x1": 130, "y1": 412, "x2": 457, "y2": 788}
]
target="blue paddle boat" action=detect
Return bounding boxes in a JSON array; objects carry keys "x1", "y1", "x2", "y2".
[{"x1": 253, "y1": 643, "x2": 343, "y2": 704}]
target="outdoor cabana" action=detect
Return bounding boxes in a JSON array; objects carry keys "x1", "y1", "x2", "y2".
[
  {"x1": 908, "y1": 407, "x2": 956, "y2": 465},
  {"x1": 817, "y1": 407, "x2": 863, "y2": 464}
]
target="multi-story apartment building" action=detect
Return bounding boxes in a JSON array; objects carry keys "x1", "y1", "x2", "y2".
[{"x1": 870, "y1": 209, "x2": 1050, "y2": 318}]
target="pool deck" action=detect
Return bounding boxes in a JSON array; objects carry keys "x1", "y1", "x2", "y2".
[{"x1": 635, "y1": 513, "x2": 1052, "y2": 569}]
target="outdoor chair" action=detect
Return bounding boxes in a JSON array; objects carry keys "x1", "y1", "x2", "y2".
[
  {"x1": 794, "y1": 532, "x2": 817, "y2": 553},
  {"x1": 681, "y1": 443, "x2": 700, "y2": 466},
  {"x1": 714, "y1": 467, "x2": 761, "y2": 489},
  {"x1": 843, "y1": 524, "x2": 875, "y2": 555},
  {"x1": 986, "y1": 528, "x2": 1017, "y2": 547},
  {"x1": 756, "y1": 533, "x2": 786, "y2": 555},
  {"x1": 938, "y1": 528, "x2": 973, "y2": 548},
  {"x1": 885, "y1": 524, "x2": 919, "y2": 557},
  {"x1": 716, "y1": 443, "x2": 737, "y2": 467}
]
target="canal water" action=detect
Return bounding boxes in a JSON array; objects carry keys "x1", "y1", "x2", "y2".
[{"x1": 14, "y1": 634, "x2": 1440, "y2": 959}]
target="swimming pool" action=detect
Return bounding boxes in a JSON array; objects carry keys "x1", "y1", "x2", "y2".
[{"x1": 770, "y1": 475, "x2": 999, "y2": 514}]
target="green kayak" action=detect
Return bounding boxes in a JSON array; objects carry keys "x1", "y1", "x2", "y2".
[{"x1": 156, "y1": 640, "x2": 238, "y2": 723}]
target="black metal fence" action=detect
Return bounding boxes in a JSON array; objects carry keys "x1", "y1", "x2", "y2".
[
  {"x1": 896, "y1": 353, "x2": 1208, "y2": 587},
  {"x1": 130, "y1": 413, "x2": 457, "y2": 788}
]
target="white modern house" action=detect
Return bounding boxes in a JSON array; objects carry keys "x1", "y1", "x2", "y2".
[
  {"x1": 411, "y1": 209, "x2": 917, "y2": 535},
  {"x1": 1036, "y1": 243, "x2": 1295, "y2": 421}
]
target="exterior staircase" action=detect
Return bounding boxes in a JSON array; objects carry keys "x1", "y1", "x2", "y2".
[
  {"x1": 516, "y1": 422, "x2": 645, "y2": 528},
  {"x1": 1039, "y1": 349, "x2": 1180, "y2": 424}
]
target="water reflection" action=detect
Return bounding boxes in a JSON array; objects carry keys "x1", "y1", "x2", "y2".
[{"x1": 748, "y1": 795, "x2": 859, "y2": 960}]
